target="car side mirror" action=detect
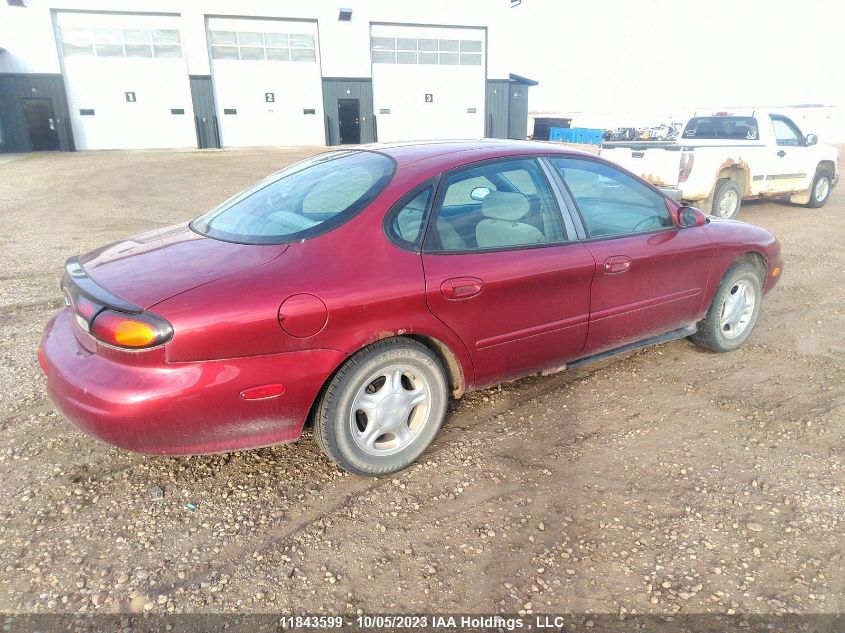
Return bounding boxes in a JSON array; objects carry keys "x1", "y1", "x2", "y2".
[
  {"x1": 805, "y1": 133, "x2": 818, "y2": 146},
  {"x1": 678, "y1": 206, "x2": 707, "y2": 227}
]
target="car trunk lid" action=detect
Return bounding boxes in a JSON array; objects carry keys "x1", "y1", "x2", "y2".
[{"x1": 77, "y1": 223, "x2": 288, "y2": 309}]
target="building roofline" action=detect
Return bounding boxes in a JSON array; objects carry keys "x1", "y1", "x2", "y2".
[{"x1": 509, "y1": 73, "x2": 539, "y2": 86}]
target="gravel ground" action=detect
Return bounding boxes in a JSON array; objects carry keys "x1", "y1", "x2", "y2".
[{"x1": 0, "y1": 147, "x2": 843, "y2": 629}]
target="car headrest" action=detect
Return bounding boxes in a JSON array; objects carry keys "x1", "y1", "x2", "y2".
[
  {"x1": 481, "y1": 191, "x2": 530, "y2": 222},
  {"x1": 733, "y1": 124, "x2": 753, "y2": 139},
  {"x1": 695, "y1": 121, "x2": 715, "y2": 135}
]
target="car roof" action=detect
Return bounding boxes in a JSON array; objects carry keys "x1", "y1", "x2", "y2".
[{"x1": 355, "y1": 139, "x2": 595, "y2": 171}]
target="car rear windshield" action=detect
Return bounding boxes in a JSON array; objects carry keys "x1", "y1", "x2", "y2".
[
  {"x1": 681, "y1": 116, "x2": 759, "y2": 141},
  {"x1": 190, "y1": 150, "x2": 395, "y2": 244}
]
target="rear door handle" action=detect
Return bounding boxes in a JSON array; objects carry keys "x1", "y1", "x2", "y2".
[
  {"x1": 603, "y1": 256, "x2": 632, "y2": 274},
  {"x1": 440, "y1": 277, "x2": 484, "y2": 300},
  {"x1": 777, "y1": 150, "x2": 786, "y2": 157}
]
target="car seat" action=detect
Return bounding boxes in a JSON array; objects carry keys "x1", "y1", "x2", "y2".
[
  {"x1": 397, "y1": 207, "x2": 467, "y2": 250},
  {"x1": 476, "y1": 191, "x2": 544, "y2": 248},
  {"x1": 694, "y1": 120, "x2": 716, "y2": 137}
]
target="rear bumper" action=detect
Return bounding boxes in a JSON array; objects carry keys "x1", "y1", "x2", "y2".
[{"x1": 40, "y1": 310, "x2": 346, "y2": 455}]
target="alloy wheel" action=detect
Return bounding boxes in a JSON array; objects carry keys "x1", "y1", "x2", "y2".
[
  {"x1": 719, "y1": 279, "x2": 756, "y2": 339},
  {"x1": 349, "y1": 366, "x2": 432, "y2": 456}
]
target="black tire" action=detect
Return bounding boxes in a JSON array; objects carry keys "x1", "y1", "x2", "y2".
[
  {"x1": 313, "y1": 337, "x2": 449, "y2": 476},
  {"x1": 805, "y1": 171, "x2": 832, "y2": 208},
  {"x1": 690, "y1": 262, "x2": 763, "y2": 353},
  {"x1": 711, "y1": 179, "x2": 742, "y2": 219}
]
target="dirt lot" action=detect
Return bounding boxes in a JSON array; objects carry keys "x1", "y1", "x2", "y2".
[{"x1": 0, "y1": 146, "x2": 843, "y2": 629}]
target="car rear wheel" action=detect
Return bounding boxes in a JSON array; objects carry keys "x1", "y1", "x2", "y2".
[
  {"x1": 805, "y1": 172, "x2": 832, "y2": 208},
  {"x1": 711, "y1": 179, "x2": 742, "y2": 219},
  {"x1": 690, "y1": 262, "x2": 762, "y2": 353},
  {"x1": 313, "y1": 338, "x2": 448, "y2": 476}
]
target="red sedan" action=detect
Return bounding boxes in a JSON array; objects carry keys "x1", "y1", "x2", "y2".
[{"x1": 39, "y1": 142, "x2": 783, "y2": 475}]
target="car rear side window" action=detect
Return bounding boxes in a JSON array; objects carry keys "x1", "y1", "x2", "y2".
[
  {"x1": 191, "y1": 150, "x2": 395, "y2": 244},
  {"x1": 427, "y1": 158, "x2": 565, "y2": 252},
  {"x1": 385, "y1": 185, "x2": 434, "y2": 249},
  {"x1": 551, "y1": 157, "x2": 673, "y2": 238}
]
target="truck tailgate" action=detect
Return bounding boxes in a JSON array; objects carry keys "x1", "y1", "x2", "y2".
[{"x1": 600, "y1": 145, "x2": 681, "y2": 188}]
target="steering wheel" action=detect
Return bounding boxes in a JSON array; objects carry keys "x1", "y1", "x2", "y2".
[{"x1": 632, "y1": 215, "x2": 660, "y2": 232}]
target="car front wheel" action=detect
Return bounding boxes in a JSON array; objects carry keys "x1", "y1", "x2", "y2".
[
  {"x1": 805, "y1": 171, "x2": 832, "y2": 208},
  {"x1": 313, "y1": 338, "x2": 448, "y2": 476},
  {"x1": 690, "y1": 262, "x2": 762, "y2": 353}
]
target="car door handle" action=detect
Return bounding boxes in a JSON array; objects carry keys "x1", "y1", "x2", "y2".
[
  {"x1": 603, "y1": 256, "x2": 632, "y2": 274},
  {"x1": 440, "y1": 277, "x2": 484, "y2": 300},
  {"x1": 777, "y1": 150, "x2": 786, "y2": 157}
]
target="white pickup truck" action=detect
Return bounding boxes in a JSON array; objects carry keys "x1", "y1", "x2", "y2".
[{"x1": 600, "y1": 109, "x2": 839, "y2": 219}]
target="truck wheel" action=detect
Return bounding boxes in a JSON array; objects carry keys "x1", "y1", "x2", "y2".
[
  {"x1": 690, "y1": 262, "x2": 762, "y2": 353},
  {"x1": 711, "y1": 179, "x2": 742, "y2": 219},
  {"x1": 805, "y1": 171, "x2": 832, "y2": 208},
  {"x1": 313, "y1": 337, "x2": 449, "y2": 476}
]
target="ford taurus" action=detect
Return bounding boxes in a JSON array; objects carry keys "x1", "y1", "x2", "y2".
[{"x1": 39, "y1": 141, "x2": 783, "y2": 475}]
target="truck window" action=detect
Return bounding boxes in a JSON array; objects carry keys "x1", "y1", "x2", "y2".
[
  {"x1": 770, "y1": 115, "x2": 803, "y2": 147},
  {"x1": 682, "y1": 116, "x2": 759, "y2": 141}
]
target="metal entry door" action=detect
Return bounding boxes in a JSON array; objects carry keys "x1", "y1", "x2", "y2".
[
  {"x1": 23, "y1": 98, "x2": 60, "y2": 151},
  {"x1": 338, "y1": 99, "x2": 361, "y2": 145}
]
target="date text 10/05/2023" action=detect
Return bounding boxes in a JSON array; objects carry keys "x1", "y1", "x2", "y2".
[{"x1": 279, "y1": 615, "x2": 575, "y2": 630}]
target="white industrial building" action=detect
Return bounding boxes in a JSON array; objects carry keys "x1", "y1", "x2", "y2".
[{"x1": 0, "y1": 0, "x2": 537, "y2": 153}]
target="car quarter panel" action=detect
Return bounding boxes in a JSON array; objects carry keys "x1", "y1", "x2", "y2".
[{"x1": 41, "y1": 310, "x2": 347, "y2": 454}]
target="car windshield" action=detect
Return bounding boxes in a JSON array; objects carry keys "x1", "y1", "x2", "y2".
[
  {"x1": 191, "y1": 150, "x2": 395, "y2": 244},
  {"x1": 682, "y1": 116, "x2": 759, "y2": 140}
]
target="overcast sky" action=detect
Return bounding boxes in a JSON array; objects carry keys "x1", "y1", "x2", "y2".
[{"x1": 501, "y1": 0, "x2": 845, "y2": 116}]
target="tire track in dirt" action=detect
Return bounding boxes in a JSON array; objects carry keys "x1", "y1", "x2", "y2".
[{"x1": 172, "y1": 364, "x2": 610, "y2": 590}]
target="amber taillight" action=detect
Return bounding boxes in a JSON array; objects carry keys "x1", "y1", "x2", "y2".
[{"x1": 91, "y1": 310, "x2": 173, "y2": 349}]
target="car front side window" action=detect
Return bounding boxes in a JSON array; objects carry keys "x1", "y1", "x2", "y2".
[
  {"x1": 770, "y1": 115, "x2": 803, "y2": 147},
  {"x1": 550, "y1": 157, "x2": 674, "y2": 238},
  {"x1": 427, "y1": 158, "x2": 565, "y2": 252}
]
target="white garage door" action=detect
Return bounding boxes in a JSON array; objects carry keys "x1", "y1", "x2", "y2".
[
  {"x1": 370, "y1": 24, "x2": 486, "y2": 143},
  {"x1": 207, "y1": 18, "x2": 324, "y2": 147},
  {"x1": 57, "y1": 12, "x2": 195, "y2": 150}
]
